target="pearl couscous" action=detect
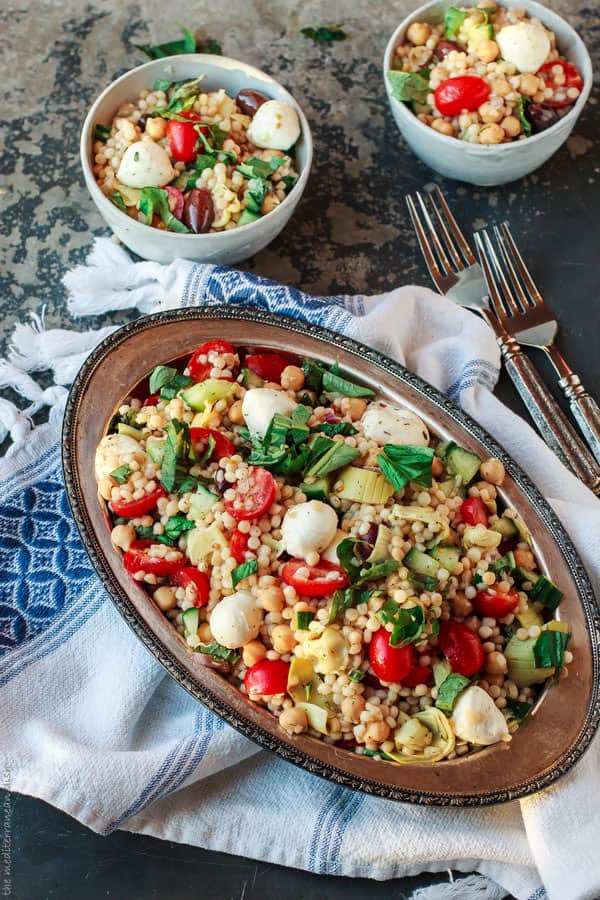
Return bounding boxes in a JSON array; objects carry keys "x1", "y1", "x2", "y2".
[
  {"x1": 95, "y1": 340, "x2": 572, "y2": 764},
  {"x1": 92, "y1": 78, "x2": 300, "y2": 233},
  {"x1": 388, "y1": 3, "x2": 584, "y2": 143}
]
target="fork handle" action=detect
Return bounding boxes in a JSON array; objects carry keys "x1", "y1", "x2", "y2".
[
  {"x1": 499, "y1": 338, "x2": 600, "y2": 494},
  {"x1": 556, "y1": 374, "x2": 600, "y2": 466}
]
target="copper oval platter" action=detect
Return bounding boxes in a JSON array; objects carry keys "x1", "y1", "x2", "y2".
[{"x1": 62, "y1": 307, "x2": 600, "y2": 806}]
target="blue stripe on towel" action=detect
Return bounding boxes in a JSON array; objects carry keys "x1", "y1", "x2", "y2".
[{"x1": 308, "y1": 785, "x2": 365, "y2": 874}]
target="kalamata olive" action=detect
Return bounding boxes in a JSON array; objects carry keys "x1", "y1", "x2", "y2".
[
  {"x1": 434, "y1": 39, "x2": 463, "y2": 59},
  {"x1": 525, "y1": 103, "x2": 559, "y2": 134},
  {"x1": 356, "y1": 523, "x2": 379, "y2": 560},
  {"x1": 235, "y1": 89, "x2": 270, "y2": 117},
  {"x1": 183, "y1": 188, "x2": 214, "y2": 234},
  {"x1": 213, "y1": 467, "x2": 227, "y2": 493}
]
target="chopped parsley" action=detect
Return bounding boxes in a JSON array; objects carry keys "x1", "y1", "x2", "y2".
[{"x1": 300, "y1": 25, "x2": 347, "y2": 42}]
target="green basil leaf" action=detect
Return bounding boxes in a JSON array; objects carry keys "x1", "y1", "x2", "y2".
[
  {"x1": 283, "y1": 175, "x2": 297, "y2": 194},
  {"x1": 302, "y1": 358, "x2": 323, "y2": 392},
  {"x1": 163, "y1": 515, "x2": 196, "y2": 543},
  {"x1": 378, "y1": 444, "x2": 434, "y2": 493},
  {"x1": 149, "y1": 365, "x2": 178, "y2": 394},
  {"x1": 311, "y1": 422, "x2": 358, "y2": 437},
  {"x1": 153, "y1": 79, "x2": 172, "y2": 92},
  {"x1": 195, "y1": 642, "x2": 240, "y2": 665},
  {"x1": 387, "y1": 69, "x2": 430, "y2": 104},
  {"x1": 491, "y1": 551, "x2": 516, "y2": 577},
  {"x1": 329, "y1": 588, "x2": 375, "y2": 623},
  {"x1": 517, "y1": 96, "x2": 532, "y2": 136},
  {"x1": 435, "y1": 673, "x2": 471, "y2": 713},
  {"x1": 134, "y1": 25, "x2": 196, "y2": 59},
  {"x1": 408, "y1": 572, "x2": 438, "y2": 593},
  {"x1": 505, "y1": 698, "x2": 533, "y2": 723},
  {"x1": 321, "y1": 368, "x2": 375, "y2": 399},
  {"x1": 301, "y1": 25, "x2": 347, "y2": 41},
  {"x1": 304, "y1": 435, "x2": 360, "y2": 477},
  {"x1": 139, "y1": 187, "x2": 189, "y2": 233},
  {"x1": 533, "y1": 629, "x2": 571, "y2": 669},
  {"x1": 444, "y1": 6, "x2": 468, "y2": 39},
  {"x1": 237, "y1": 155, "x2": 285, "y2": 179},
  {"x1": 161, "y1": 419, "x2": 191, "y2": 493},
  {"x1": 296, "y1": 610, "x2": 315, "y2": 630},
  {"x1": 349, "y1": 669, "x2": 365, "y2": 682},
  {"x1": 231, "y1": 559, "x2": 258, "y2": 589},
  {"x1": 336, "y1": 538, "x2": 400, "y2": 586},
  {"x1": 354, "y1": 559, "x2": 400, "y2": 587},
  {"x1": 110, "y1": 191, "x2": 127, "y2": 212},
  {"x1": 109, "y1": 465, "x2": 130, "y2": 484},
  {"x1": 376, "y1": 600, "x2": 425, "y2": 647},
  {"x1": 94, "y1": 123, "x2": 111, "y2": 142},
  {"x1": 177, "y1": 474, "x2": 199, "y2": 493},
  {"x1": 160, "y1": 374, "x2": 194, "y2": 401}
]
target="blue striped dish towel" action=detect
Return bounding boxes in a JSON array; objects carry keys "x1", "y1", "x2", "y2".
[{"x1": 1, "y1": 238, "x2": 598, "y2": 900}]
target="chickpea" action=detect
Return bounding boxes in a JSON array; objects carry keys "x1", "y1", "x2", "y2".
[
  {"x1": 432, "y1": 456, "x2": 443, "y2": 477},
  {"x1": 279, "y1": 706, "x2": 308, "y2": 734},
  {"x1": 280, "y1": 365, "x2": 305, "y2": 391},
  {"x1": 341, "y1": 696, "x2": 365, "y2": 724},
  {"x1": 478, "y1": 123, "x2": 504, "y2": 144},
  {"x1": 242, "y1": 639, "x2": 267, "y2": 668},
  {"x1": 364, "y1": 720, "x2": 391, "y2": 744},
  {"x1": 198, "y1": 622, "x2": 213, "y2": 642},
  {"x1": 431, "y1": 118, "x2": 455, "y2": 136},
  {"x1": 271, "y1": 624, "x2": 297, "y2": 654},
  {"x1": 406, "y1": 21, "x2": 432, "y2": 46},
  {"x1": 228, "y1": 399, "x2": 244, "y2": 424},
  {"x1": 145, "y1": 116, "x2": 167, "y2": 140},
  {"x1": 519, "y1": 73, "x2": 540, "y2": 97},
  {"x1": 485, "y1": 651, "x2": 508, "y2": 675},
  {"x1": 479, "y1": 101, "x2": 505, "y2": 124},
  {"x1": 513, "y1": 549, "x2": 536, "y2": 570},
  {"x1": 111, "y1": 523, "x2": 135, "y2": 552},
  {"x1": 474, "y1": 480, "x2": 497, "y2": 500},
  {"x1": 491, "y1": 77, "x2": 512, "y2": 97},
  {"x1": 477, "y1": 38, "x2": 499, "y2": 63},
  {"x1": 261, "y1": 193, "x2": 280, "y2": 215},
  {"x1": 479, "y1": 457, "x2": 505, "y2": 485},
  {"x1": 501, "y1": 115, "x2": 521, "y2": 138},
  {"x1": 153, "y1": 586, "x2": 178, "y2": 611},
  {"x1": 452, "y1": 592, "x2": 473, "y2": 618},
  {"x1": 259, "y1": 586, "x2": 285, "y2": 612},
  {"x1": 340, "y1": 397, "x2": 368, "y2": 420}
]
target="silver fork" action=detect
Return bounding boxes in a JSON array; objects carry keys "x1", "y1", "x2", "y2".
[
  {"x1": 406, "y1": 187, "x2": 600, "y2": 494},
  {"x1": 475, "y1": 223, "x2": 600, "y2": 465}
]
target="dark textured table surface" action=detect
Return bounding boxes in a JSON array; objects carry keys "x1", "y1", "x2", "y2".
[{"x1": 1, "y1": 0, "x2": 599, "y2": 897}]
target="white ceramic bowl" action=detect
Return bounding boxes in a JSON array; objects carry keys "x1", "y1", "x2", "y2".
[
  {"x1": 383, "y1": 0, "x2": 592, "y2": 186},
  {"x1": 81, "y1": 55, "x2": 313, "y2": 264}
]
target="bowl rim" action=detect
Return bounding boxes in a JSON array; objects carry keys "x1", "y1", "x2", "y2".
[
  {"x1": 61, "y1": 305, "x2": 600, "y2": 807},
  {"x1": 80, "y1": 53, "x2": 313, "y2": 240},
  {"x1": 382, "y1": 0, "x2": 594, "y2": 154}
]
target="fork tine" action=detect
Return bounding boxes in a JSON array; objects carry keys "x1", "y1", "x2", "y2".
[
  {"x1": 473, "y1": 232, "x2": 508, "y2": 323},
  {"x1": 480, "y1": 228, "x2": 521, "y2": 316},
  {"x1": 415, "y1": 192, "x2": 452, "y2": 274},
  {"x1": 432, "y1": 186, "x2": 477, "y2": 265},
  {"x1": 406, "y1": 195, "x2": 444, "y2": 286},
  {"x1": 425, "y1": 191, "x2": 464, "y2": 271},
  {"x1": 493, "y1": 225, "x2": 529, "y2": 312},
  {"x1": 500, "y1": 222, "x2": 545, "y2": 307}
]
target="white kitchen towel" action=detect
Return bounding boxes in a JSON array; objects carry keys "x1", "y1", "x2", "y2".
[{"x1": 0, "y1": 238, "x2": 598, "y2": 900}]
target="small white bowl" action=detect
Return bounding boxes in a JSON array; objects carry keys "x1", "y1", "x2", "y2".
[
  {"x1": 383, "y1": 0, "x2": 592, "y2": 186},
  {"x1": 81, "y1": 54, "x2": 313, "y2": 264}
]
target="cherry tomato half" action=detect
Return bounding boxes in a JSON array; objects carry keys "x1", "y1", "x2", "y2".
[
  {"x1": 438, "y1": 620, "x2": 484, "y2": 677},
  {"x1": 123, "y1": 540, "x2": 184, "y2": 577},
  {"x1": 166, "y1": 112, "x2": 207, "y2": 163},
  {"x1": 173, "y1": 568, "x2": 210, "y2": 607},
  {"x1": 537, "y1": 61, "x2": 583, "y2": 108},
  {"x1": 474, "y1": 587, "x2": 519, "y2": 619},
  {"x1": 245, "y1": 352, "x2": 299, "y2": 383},
  {"x1": 434, "y1": 75, "x2": 491, "y2": 116},
  {"x1": 244, "y1": 659, "x2": 290, "y2": 696},
  {"x1": 369, "y1": 628, "x2": 415, "y2": 684},
  {"x1": 224, "y1": 466, "x2": 276, "y2": 521},
  {"x1": 401, "y1": 664, "x2": 433, "y2": 687},
  {"x1": 190, "y1": 427, "x2": 235, "y2": 464},
  {"x1": 229, "y1": 529, "x2": 250, "y2": 564},
  {"x1": 111, "y1": 487, "x2": 166, "y2": 519},
  {"x1": 460, "y1": 497, "x2": 488, "y2": 527},
  {"x1": 281, "y1": 559, "x2": 349, "y2": 597},
  {"x1": 142, "y1": 393, "x2": 159, "y2": 407},
  {"x1": 188, "y1": 340, "x2": 237, "y2": 382}
]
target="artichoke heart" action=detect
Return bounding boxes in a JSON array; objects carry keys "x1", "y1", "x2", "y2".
[
  {"x1": 295, "y1": 702, "x2": 328, "y2": 735},
  {"x1": 302, "y1": 627, "x2": 348, "y2": 675},
  {"x1": 462, "y1": 524, "x2": 502, "y2": 550},
  {"x1": 387, "y1": 707, "x2": 455, "y2": 764},
  {"x1": 389, "y1": 505, "x2": 450, "y2": 547}
]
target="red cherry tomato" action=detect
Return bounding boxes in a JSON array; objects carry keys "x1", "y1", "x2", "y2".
[
  {"x1": 281, "y1": 559, "x2": 349, "y2": 597},
  {"x1": 369, "y1": 628, "x2": 415, "y2": 684},
  {"x1": 224, "y1": 467, "x2": 276, "y2": 521},
  {"x1": 245, "y1": 352, "x2": 299, "y2": 383},
  {"x1": 474, "y1": 587, "x2": 519, "y2": 619},
  {"x1": 438, "y1": 620, "x2": 484, "y2": 677},
  {"x1": 434, "y1": 75, "x2": 491, "y2": 116},
  {"x1": 401, "y1": 664, "x2": 433, "y2": 687},
  {"x1": 460, "y1": 497, "x2": 488, "y2": 527},
  {"x1": 537, "y1": 61, "x2": 583, "y2": 108},
  {"x1": 173, "y1": 568, "x2": 210, "y2": 607},
  {"x1": 188, "y1": 340, "x2": 237, "y2": 382},
  {"x1": 165, "y1": 185, "x2": 185, "y2": 219},
  {"x1": 190, "y1": 427, "x2": 235, "y2": 464},
  {"x1": 166, "y1": 112, "x2": 208, "y2": 163},
  {"x1": 111, "y1": 487, "x2": 166, "y2": 519},
  {"x1": 244, "y1": 659, "x2": 290, "y2": 696},
  {"x1": 142, "y1": 394, "x2": 159, "y2": 407},
  {"x1": 229, "y1": 529, "x2": 250, "y2": 564},
  {"x1": 123, "y1": 539, "x2": 184, "y2": 576}
]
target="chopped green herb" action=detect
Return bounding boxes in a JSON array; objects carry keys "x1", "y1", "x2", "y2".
[
  {"x1": 349, "y1": 669, "x2": 365, "y2": 682},
  {"x1": 245, "y1": 177, "x2": 271, "y2": 213},
  {"x1": 302, "y1": 358, "x2": 323, "y2": 392},
  {"x1": 149, "y1": 365, "x2": 178, "y2": 394},
  {"x1": 237, "y1": 156, "x2": 285, "y2": 180},
  {"x1": 231, "y1": 559, "x2": 258, "y2": 588},
  {"x1": 301, "y1": 25, "x2": 347, "y2": 42},
  {"x1": 517, "y1": 96, "x2": 532, "y2": 136},
  {"x1": 321, "y1": 366, "x2": 375, "y2": 399},
  {"x1": 134, "y1": 25, "x2": 196, "y2": 60},
  {"x1": 161, "y1": 419, "x2": 191, "y2": 493},
  {"x1": 139, "y1": 187, "x2": 189, "y2": 233},
  {"x1": 329, "y1": 588, "x2": 376, "y2": 623},
  {"x1": 296, "y1": 610, "x2": 315, "y2": 630},
  {"x1": 282, "y1": 175, "x2": 297, "y2": 194},
  {"x1": 387, "y1": 69, "x2": 430, "y2": 105},
  {"x1": 533, "y1": 629, "x2": 571, "y2": 669},
  {"x1": 311, "y1": 422, "x2": 357, "y2": 437},
  {"x1": 94, "y1": 123, "x2": 111, "y2": 142},
  {"x1": 408, "y1": 572, "x2": 439, "y2": 593},
  {"x1": 109, "y1": 465, "x2": 130, "y2": 484},
  {"x1": 110, "y1": 191, "x2": 127, "y2": 212},
  {"x1": 359, "y1": 748, "x2": 396, "y2": 761},
  {"x1": 163, "y1": 515, "x2": 195, "y2": 543},
  {"x1": 354, "y1": 559, "x2": 400, "y2": 587},
  {"x1": 444, "y1": 6, "x2": 468, "y2": 39},
  {"x1": 378, "y1": 444, "x2": 434, "y2": 493},
  {"x1": 153, "y1": 79, "x2": 172, "y2": 92},
  {"x1": 336, "y1": 538, "x2": 400, "y2": 586},
  {"x1": 304, "y1": 435, "x2": 360, "y2": 478},
  {"x1": 505, "y1": 698, "x2": 533, "y2": 723},
  {"x1": 160, "y1": 373, "x2": 194, "y2": 401},
  {"x1": 177, "y1": 474, "x2": 200, "y2": 493},
  {"x1": 491, "y1": 551, "x2": 516, "y2": 578},
  {"x1": 195, "y1": 642, "x2": 240, "y2": 665},
  {"x1": 435, "y1": 673, "x2": 470, "y2": 713},
  {"x1": 376, "y1": 599, "x2": 426, "y2": 647}
]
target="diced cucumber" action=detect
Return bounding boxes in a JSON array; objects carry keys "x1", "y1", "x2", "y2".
[
  {"x1": 367, "y1": 524, "x2": 392, "y2": 563},
  {"x1": 513, "y1": 567, "x2": 539, "y2": 588},
  {"x1": 336, "y1": 467, "x2": 394, "y2": 505},
  {"x1": 435, "y1": 440, "x2": 456, "y2": 459},
  {"x1": 445, "y1": 445, "x2": 481, "y2": 485},
  {"x1": 182, "y1": 607, "x2": 199, "y2": 638},
  {"x1": 299, "y1": 477, "x2": 330, "y2": 502},
  {"x1": 237, "y1": 209, "x2": 261, "y2": 227},
  {"x1": 403, "y1": 547, "x2": 441, "y2": 580},
  {"x1": 187, "y1": 523, "x2": 227, "y2": 565},
  {"x1": 146, "y1": 436, "x2": 165, "y2": 464},
  {"x1": 240, "y1": 367, "x2": 264, "y2": 388},
  {"x1": 464, "y1": 20, "x2": 494, "y2": 41},
  {"x1": 188, "y1": 485, "x2": 219, "y2": 520},
  {"x1": 516, "y1": 601, "x2": 544, "y2": 630},
  {"x1": 181, "y1": 379, "x2": 235, "y2": 411},
  {"x1": 411, "y1": 100, "x2": 432, "y2": 115},
  {"x1": 529, "y1": 576, "x2": 563, "y2": 611},
  {"x1": 492, "y1": 516, "x2": 518, "y2": 540},
  {"x1": 430, "y1": 544, "x2": 460, "y2": 574},
  {"x1": 118, "y1": 423, "x2": 144, "y2": 440}
]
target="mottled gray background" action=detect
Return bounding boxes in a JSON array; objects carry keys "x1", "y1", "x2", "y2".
[{"x1": 1, "y1": 0, "x2": 599, "y2": 896}]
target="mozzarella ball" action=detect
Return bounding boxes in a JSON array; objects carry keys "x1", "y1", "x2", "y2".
[
  {"x1": 246, "y1": 100, "x2": 301, "y2": 150},
  {"x1": 242, "y1": 388, "x2": 296, "y2": 440},
  {"x1": 281, "y1": 501, "x2": 338, "y2": 559},
  {"x1": 360, "y1": 401, "x2": 429, "y2": 446},
  {"x1": 452, "y1": 685, "x2": 510, "y2": 746},
  {"x1": 209, "y1": 591, "x2": 263, "y2": 649},
  {"x1": 321, "y1": 529, "x2": 350, "y2": 564},
  {"x1": 94, "y1": 433, "x2": 143, "y2": 482},
  {"x1": 116, "y1": 140, "x2": 176, "y2": 188},
  {"x1": 496, "y1": 23, "x2": 550, "y2": 74}
]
